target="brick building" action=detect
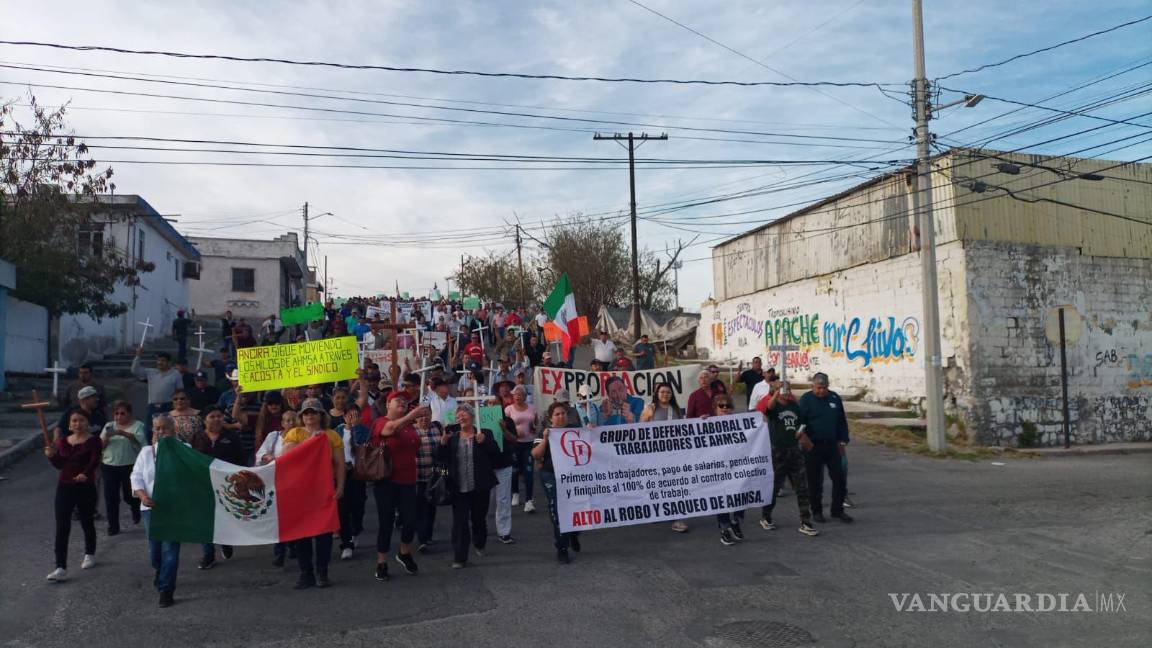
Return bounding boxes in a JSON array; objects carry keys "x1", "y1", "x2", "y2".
[{"x1": 697, "y1": 148, "x2": 1152, "y2": 446}]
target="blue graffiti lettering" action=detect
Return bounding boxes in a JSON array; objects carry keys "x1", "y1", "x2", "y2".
[{"x1": 822, "y1": 315, "x2": 919, "y2": 367}]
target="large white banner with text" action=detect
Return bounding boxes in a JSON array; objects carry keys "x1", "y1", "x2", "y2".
[{"x1": 548, "y1": 411, "x2": 773, "y2": 533}]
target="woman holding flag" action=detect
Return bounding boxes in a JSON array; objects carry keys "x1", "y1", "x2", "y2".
[{"x1": 282, "y1": 399, "x2": 346, "y2": 589}]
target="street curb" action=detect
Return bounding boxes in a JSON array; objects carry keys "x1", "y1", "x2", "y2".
[
  {"x1": 0, "y1": 433, "x2": 41, "y2": 472},
  {"x1": 1010, "y1": 444, "x2": 1152, "y2": 458}
]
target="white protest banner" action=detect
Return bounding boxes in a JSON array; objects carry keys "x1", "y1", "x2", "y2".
[
  {"x1": 532, "y1": 365, "x2": 701, "y2": 418},
  {"x1": 364, "y1": 304, "x2": 387, "y2": 320},
  {"x1": 423, "y1": 330, "x2": 448, "y2": 350},
  {"x1": 548, "y1": 411, "x2": 773, "y2": 533},
  {"x1": 364, "y1": 348, "x2": 415, "y2": 367}
]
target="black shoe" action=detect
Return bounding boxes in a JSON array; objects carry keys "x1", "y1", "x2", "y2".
[
  {"x1": 395, "y1": 552, "x2": 418, "y2": 575},
  {"x1": 417, "y1": 542, "x2": 430, "y2": 554},
  {"x1": 375, "y1": 563, "x2": 390, "y2": 581},
  {"x1": 198, "y1": 556, "x2": 216, "y2": 570},
  {"x1": 294, "y1": 572, "x2": 316, "y2": 590},
  {"x1": 498, "y1": 535, "x2": 516, "y2": 545},
  {"x1": 316, "y1": 569, "x2": 331, "y2": 588},
  {"x1": 731, "y1": 522, "x2": 744, "y2": 541},
  {"x1": 832, "y1": 511, "x2": 854, "y2": 523},
  {"x1": 812, "y1": 512, "x2": 827, "y2": 524},
  {"x1": 720, "y1": 529, "x2": 737, "y2": 546},
  {"x1": 158, "y1": 591, "x2": 175, "y2": 608},
  {"x1": 557, "y1": 548, "x2": 570, "y2": 564},
  {"x1": 107, "y1": 528, "x2": 120, "y2": 537},
  {"x1": 272, "y1": 554, "x2": 285, "y2": 568},
  {"x1": 221, "y1": 545, "x2": 234, "y2": 559},
  {"x1": 569, "y1": 535, "x2": 581, "y2": 553}
]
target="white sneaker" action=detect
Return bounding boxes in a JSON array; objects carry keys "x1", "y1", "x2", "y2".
[
  {"x1": 81, "y1": 554, "x2": 96, "y2": 570},
  {"x1": 46, "y1": 568, "x2": 67, "y2": 582},
  {"x1": 511, "y1": 493, "x2": 521, "y2": 506},
  {"x1": 340, "y1": 548, "x2": 353, "y2": 561},
  {"x1": 523, "y1": 500, "x2": 536, "y2": 513}
]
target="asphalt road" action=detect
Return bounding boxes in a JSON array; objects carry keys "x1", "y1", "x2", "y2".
[{"x1": 2, "y1": 425, "x2": 1149, "y2": 648}]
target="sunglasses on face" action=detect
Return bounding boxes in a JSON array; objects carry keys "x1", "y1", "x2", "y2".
[{"x1": 717, "y1": 403, "x2": 734, "y2": 410}]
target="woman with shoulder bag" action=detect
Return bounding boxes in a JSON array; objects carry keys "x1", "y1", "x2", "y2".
[
  {"x1": 437, "y1": 404, "x2": 501, "y2": 569},
  {"x1": 369, "y1": 391, "x2": 429, "y2": 582}
]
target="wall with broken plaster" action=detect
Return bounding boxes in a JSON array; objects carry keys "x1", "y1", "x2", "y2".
[
  {"x1": 965, "y1": 241, "x2": 1152, "y2": 445},
  {"x1": 697, "y1": 240, "x2": 971, "y2": 414}
]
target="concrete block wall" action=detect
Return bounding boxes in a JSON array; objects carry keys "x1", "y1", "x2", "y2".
[
  {"x1": 964, "y1": 241, "x2": 1152, "y2": 445},
  {"x1": 697, "y1": 241, "x2": 970, "y2": 411}
]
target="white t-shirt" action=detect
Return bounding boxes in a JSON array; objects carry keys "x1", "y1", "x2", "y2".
[
  {"x1": 592, "y1": 339, "x2": 616, "y2": 363},
  {"x1": 535, "y1": 313, "x2": 548, "y2": 328},
  {"x1": 256, "y1": 430, "x2": 285, "y2": 463},
  {"x1": 748, "y1": 380, "x2": 772, "y2": 411}
]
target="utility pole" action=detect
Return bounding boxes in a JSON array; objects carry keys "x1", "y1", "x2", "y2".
[
  {"x1": 515, "y1": 224, "x2": 527, "y2": 309},
  {"x1": 323, "y1": 255, "x2": 328, "y2": 303},
  {"x1": 594, "y1": 131, "x2": 667, "y2": 339},
  {"x1": 302, "y1": 202, "x2": 309, "y2": 274},
  {"x1": 911, "y1": 0, "x2": 947, "y2": 452}
]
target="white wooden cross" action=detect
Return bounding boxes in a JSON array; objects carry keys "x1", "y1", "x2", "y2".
[
  {"x1": 769, "y1": 343, "x2": 800, "y2": 383},
  {"x1": 136, "y1": 317, "x2": 155, "y2": 355},
  {"x1": 44, "y1": 361, "x2": 67, "y2": 398},
  {"x1": 410, "y1": 362, "x2": 441, "y2": 403},
  {"x1": 472, "y1": 322, "x2": 490, "y2": 358},
  {"x1": 191, "y1": 326, "x2": 211, "y2": 371}
]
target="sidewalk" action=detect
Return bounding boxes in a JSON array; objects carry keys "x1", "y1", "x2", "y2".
[{"x1": 1010, "y1": 442, "x2": 1152, "y2": 457}]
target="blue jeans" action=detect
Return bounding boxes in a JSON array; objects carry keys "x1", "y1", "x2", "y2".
[
  {"x1": 511, "y1": 442, "x2": 535, "y2": 501},
  {"x1": 539, "y1": 471, "x2": 577, "y2": 550},
  {"x1": 142, "y1": 510, "x2": 181, "y2": 594}
]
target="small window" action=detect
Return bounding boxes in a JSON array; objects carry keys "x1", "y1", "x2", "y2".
[
  {"x1": 78, "y1": 223, "x2": 104, "y2": 257},
  {"x1": 138, "y1": 229, "x2": 146, "y2": 260},
  {"x1": 174, "y1": 258, "x2": 180, "y2": 281},
  {"x1": 232, "y1": 268, "x2": 255, "y2": 292}
]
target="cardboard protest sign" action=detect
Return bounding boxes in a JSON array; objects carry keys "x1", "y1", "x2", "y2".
[
  {"x1": 364, "y1": 348, "x2": 415, "y2": 368},
  {"x1": 532, "y1": 365, "x2": 701, "y2": 419},
  {"x1": 280, "y1": 303, "x2": 325, "y2": 326},
  {"x1": 423, "y1": 331, "x2": 448, "y2": 350},
  {"x1": 462, "y1": 296, "x2": 480, "y2": 310},
  {"x1": 448, "y1": 291, "x2": 461, "y2": 301},
  {"x1": 548, "y1": 412, "x2": 773, "y2": 533},
  {"x1": 364, "y1": 304, "x2": 387, "y2": 320},
  {"x1": 237, "y1": 336, "x2": 358, "y2": 392}
]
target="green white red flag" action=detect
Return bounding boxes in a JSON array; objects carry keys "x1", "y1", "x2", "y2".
[
  {"x1": 148, "y1": 435, "x2": 338, "y2": 545},
  {"x1": 543, "y1": 273, "x2": 585, "y2": 359}
]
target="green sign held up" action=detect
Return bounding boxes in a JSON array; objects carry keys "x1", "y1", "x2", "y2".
[
  {"x1": 478, "y1": 405, "x2": 505, "y2": 450},
  {"x1": 448, "y1": 291, "x2": 461, "y2": 301},
  {"x1": 280, "y1": 302, "x2": 325, "y2": 326},
  {"x1": 463, "y1": 296, "x2": 480, "y2": 311}
]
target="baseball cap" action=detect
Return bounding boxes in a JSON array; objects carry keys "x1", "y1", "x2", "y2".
[
  {"x1": 542, "y1": 352, "x2": 552, "y2": 360},
  {"x1": 386, "y1": 390, "x2": 410, "y2": 404},
  {"x1": 194, "y1": 371, "x2": 208, "y2": 380},
  {"x1": 554, "y1": 388, "x2": 571, "y2": 402},
  {"x1": 78, "y1": 386, "x2": 99, "y2": 400},
  {"x1": 299, "y1": 398, "x2": 325, "y2": 414}
]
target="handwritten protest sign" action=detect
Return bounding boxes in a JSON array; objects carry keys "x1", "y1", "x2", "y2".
[
  {"x1": 364, "y1": 348, "x2": 415, "y2": 368},
  {"x1": 478, "y1": 405, "x2": 505, "y2": 450},
  {"x1": 280, "y1": 303, "x2": 325, "y2": 326},
  {"x1": 532, "y1": 365, "x2": 700, "y2": 419},
  {"x1": 462, "y1": 296, "x2": 480, "y2": 310},
  {"x1": 548, "y1": 412, "x2": 773, "y2": 533},
  {"x1": 237, "y1": 336, "x2": 358, "y2": 392}
]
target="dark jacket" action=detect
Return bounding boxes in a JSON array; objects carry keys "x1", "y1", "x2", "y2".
[
  {"x1": 437, "y1": 425, "x2": 501, "y2": 493},
  {"x1": 192, "y1": 428, "x2": 247, "y2": 465},
  {"x1": 797, "y1": 391, "x2": 850, "y2": 444}
]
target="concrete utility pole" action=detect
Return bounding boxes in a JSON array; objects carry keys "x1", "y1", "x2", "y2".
[
  {"x1": 911, "y1": 0, "x2": 947, "y2": 452},
  {"x1": 593, "y1": 131, "x2": 668, "y2": 339},
  {"x1": 515, "y1": 224, "x2": 527, "y2": 309},
  {"x1": 302, "y1": 202, "x2": 309, "y2": 273}
]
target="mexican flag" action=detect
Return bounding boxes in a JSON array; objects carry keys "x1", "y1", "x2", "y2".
[
  {"x1": 543, "y1": 273, "x2": 586, "y2": 359},
  {"x1": 148, "y1": 435, "x2": 339, "y2": 545}
]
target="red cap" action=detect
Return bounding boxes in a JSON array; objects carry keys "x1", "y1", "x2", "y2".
[{"x1": 386, "y1": 390, "x2": 410, "y2": 405}]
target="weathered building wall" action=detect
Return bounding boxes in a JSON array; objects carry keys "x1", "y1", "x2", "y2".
[
  {"x1": 964, "y1": 241, "x2": 1152, "y2": 445},
  {"x1": 188, "y1": 234, "x2": 304, "y2": 322},
  {"x1": 698, "y1": 241, "x2": 971, "y2": 412}
]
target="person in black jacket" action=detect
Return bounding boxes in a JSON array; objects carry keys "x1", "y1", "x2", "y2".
[
  {"x1": 191, "y1": 405, "x2": 245, "y2": 569},
  {"x1": 797, "y1": 373, "x2": 853, "y2": 524},
  {"x1": 437, "y1": 404, "x2": 501, "y2": 569}
]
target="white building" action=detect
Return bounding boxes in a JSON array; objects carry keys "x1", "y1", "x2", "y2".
[
  {"x1": 58, "y1": 195, "x2": 201, "y2": 366},
  {"x1": 697, "y1": 148, "x2": 1151, "y2": 446},
  {"x1": 187, "y1": 233, "x2": 306, "y2": 323}
]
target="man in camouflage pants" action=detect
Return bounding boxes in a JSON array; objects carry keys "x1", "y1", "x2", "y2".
[{"x1": 754, "y1": 380, "x2": 819, "y2": 537}]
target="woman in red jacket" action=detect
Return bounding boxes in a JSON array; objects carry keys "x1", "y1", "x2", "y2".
[
  {"x1": 370, "y1": 391, "x2": 431, "y2": 582},
  {"x1": 45, "y1": 408, "x2": 104, "y2": 581}
]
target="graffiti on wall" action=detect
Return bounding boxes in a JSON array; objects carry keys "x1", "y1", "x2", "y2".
[
  {"x1": 1126, "y1": 353, "x2": 1152, "y2": 389},
  {"x1": 763, "y1": 307, "x2": 821, "y2": 348},
  {"x1": 822, "y1": 316, "x2": 921, "y2": 367}
]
